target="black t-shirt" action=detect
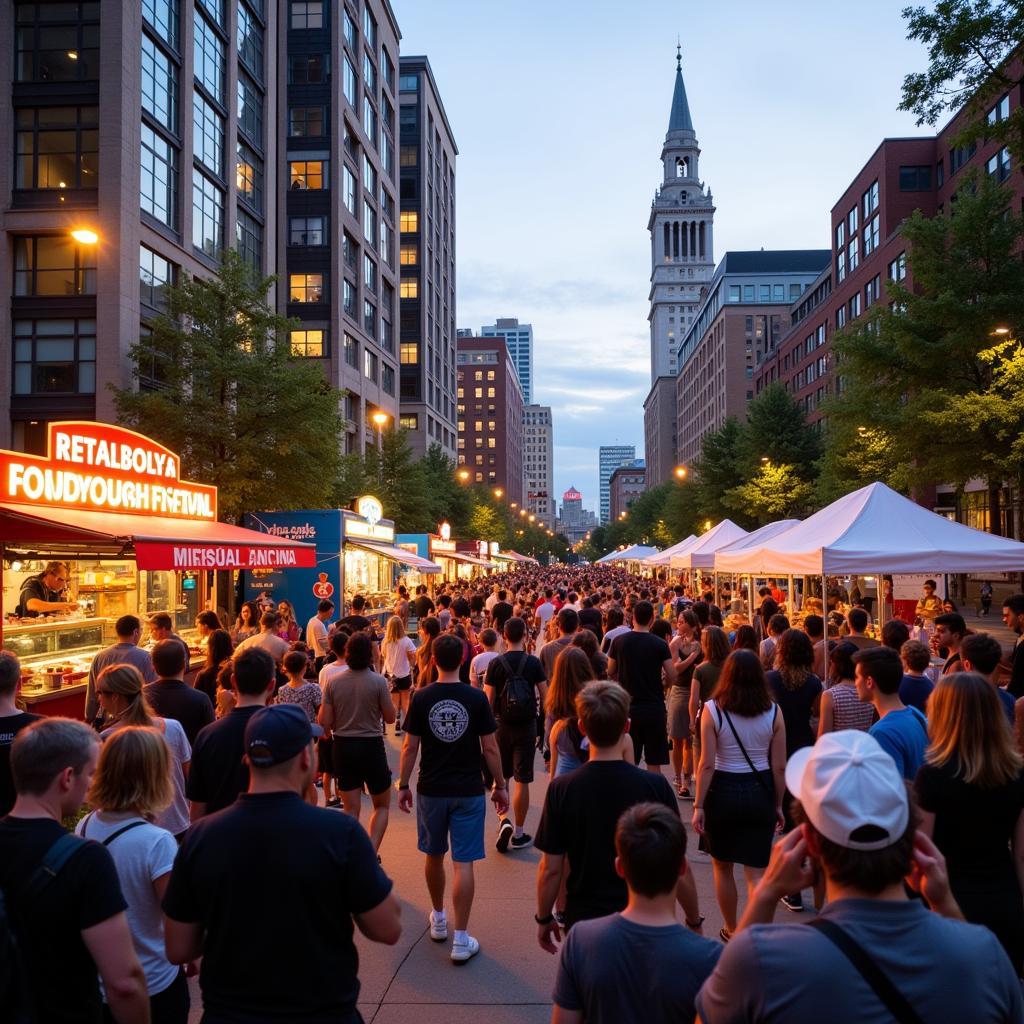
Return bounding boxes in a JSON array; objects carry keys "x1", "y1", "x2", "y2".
[
  {"x1": 413, "y1": 596, "x2": 435, "y2": 619},
  {"x1": 484, "y1": 650, "x2": 546, "y2": 722},
  {"x1": 144, "y1": 679, "x2": 214, "y2": 746},
  {"x1": 163, "y1": 791, "x2": 391, "y2": 1023},
  {"x1": 535, "y1": 761, "x2": 677, "y2": 927},
  {"x1": 16, "y1": 574, "x2": 61, "y2": 616},
  {"x1": 187, "y1": 705, "x2": 263, "y2": 812},
  {"x1": 491, "y1": 601, "x2": 514, "y2": 630},
  {"x1": 404, "y1": 682, "x2": 496, "y2": 797},
  {"x1": 609, "y1": 631, "x2": 672, "y2": 709},
  {"x1": 577, "y1": 607, "x2": 603, "y2": 640},
  {"x1": 765, "y1": 670, "x2": 823, "y2": 758},
  {"x1": 0, "y1": 817, "x2": 126, "y2": 1024},
  {"x1": 0, "y1": 711, "x2": 41, "y2": 816},
  {"x1": 337, "y1": 614, "x2": 372, "y2": 634}
]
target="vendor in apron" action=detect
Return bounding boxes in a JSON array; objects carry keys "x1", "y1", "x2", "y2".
[{"x1": 16, "y1": 561, "x2": 78, "y2": 617}]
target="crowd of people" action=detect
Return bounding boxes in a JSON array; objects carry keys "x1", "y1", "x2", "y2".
[{"x1": 3, "y1": 566, "x2": 1024, "y2": 1022}]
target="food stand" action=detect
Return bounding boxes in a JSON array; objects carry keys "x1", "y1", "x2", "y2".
[
  {"x1": 244, "y1": 497, "x2": 441, "y2": 627},
  {"x1": 0, "y1": 421, "x2": 316, "y2": 717}
]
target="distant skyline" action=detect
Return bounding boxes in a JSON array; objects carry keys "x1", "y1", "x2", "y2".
[{"x1": 393, "y1": 0, "x2": 932, "y2": 508}]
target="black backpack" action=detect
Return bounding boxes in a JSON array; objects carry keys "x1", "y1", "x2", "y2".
[{"x1": 497, "y1": 653, "x2": 537, "y2": 725}]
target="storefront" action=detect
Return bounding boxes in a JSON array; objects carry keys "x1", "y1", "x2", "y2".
[
  {"x1": 244, "y1": 497, "x2": 441, "y2": 627},
  {"x1": 396, "y1": 524, "x2": 494, "y2": 586},
  {"x1": 0, "y1": 421, "x2": 316, "y2": 717}
]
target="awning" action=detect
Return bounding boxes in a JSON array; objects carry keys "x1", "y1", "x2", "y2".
[
  {"x1": 348, "y1": 539, "x2": 442, "y2": 573},
  {"x1": 444, "y1": 551, "x2": 495, "y2": 568},
  {"x1": 496, "y1": 550, "x2": 538, "y2": 565},
  {"x1": 0, "y1": 502, "x2": 317, "y2": 570}
]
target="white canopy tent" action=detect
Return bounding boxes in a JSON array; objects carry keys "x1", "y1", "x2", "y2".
[
  {"x1": 643, "y1": 534, "x2": 697, "y2": 567},
  {"x1": 671, "y1": 519, "x2": 748, "y2": 570},
  {"x1": 596, "y1": 544, "x2": 660, "y2": 565},
  {"x1": 715, "y1": 482, "x2": 1024, "y2": 575},
  {"x1": 712, "y1": 520, "x2": 800, "y2": 571}
]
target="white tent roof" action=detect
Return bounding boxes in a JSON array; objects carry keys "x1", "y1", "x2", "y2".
[
  {"x1": 714, "y1": 520, "x2": 801, "y2": 572},
  {"x1": 644, "y1": 534, "x2": 697, "y2": 566},
  {"x1": 716, "y1": 481, "x2": 1024, "y2": 575},
  {"x1": 671, "y1": 520, "x2": 748, "y2": 569},
  {"x1": 598, "y1": 544, "x2": 660, "y2": 564}
]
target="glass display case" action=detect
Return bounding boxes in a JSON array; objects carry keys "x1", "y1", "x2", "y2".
[{"x1": 8, "y1": 617, "x2": 106, "y2": 713}]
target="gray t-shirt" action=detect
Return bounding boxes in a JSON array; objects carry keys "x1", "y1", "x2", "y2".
[
  {"x1": 324, "y1": 668, "x2": 392, "y2": 738},
  {"x1": 85, "y1": 642, "x2": 158, "y2": 721},
  {"x1": 554, "y1": 913, "x2": 721, "y2": 1024},
  {"x1": 696, "y1": 898, "x2": 1023, "y2": 1023}
]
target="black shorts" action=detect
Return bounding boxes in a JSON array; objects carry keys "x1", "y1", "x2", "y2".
[
  {"x1": 629, "y1": 706, "x2": 669, "y2": 767},
  {"x1": 332, "y1": 735, "x2": 392, "y2": 795},
  {"x1": 390, "y1": 674, "x2": 412, "y2": 692},
  {"x1": 317, "y1": 736, "x2": 334, "y2": 774},
  {"x1": 483, "y1": 720, "x2": 537, "y2": 785}
]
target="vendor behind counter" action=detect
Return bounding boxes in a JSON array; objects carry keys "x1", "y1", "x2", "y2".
[{"x1": 16, "y1": 561, "x2": 78, "y2": 617}]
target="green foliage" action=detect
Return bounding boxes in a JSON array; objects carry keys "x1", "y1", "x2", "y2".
[
  {"x1": 738, "y1": 384, "x2": 821, "y2": 480},
  {"x1": 693, "y1": 417, "x2": 746, "y2": 522},
  {"x1": 724, "y1": 462, "x2": 815, "y2": 526},
  {"x1": 112, "y1": 250, "x2": 344, "y2": 522}
]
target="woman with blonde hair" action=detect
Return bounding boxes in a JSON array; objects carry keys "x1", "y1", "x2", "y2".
[
  {"x1": 381, "y1": 614, "x2": 417, "y2": 731},
  {"x1": 915, "y1": 672, "x2": 1024, "y2": 974},
  {"x1": 95, "y1": 663, "x2": 191, "y2": 840},
  {"x1": 546, "y1": 647, "x2": 597, "y2": 777},
  {"x1": 275, "y1": 600, "x2": 301, "y2": 643},
  {"x1": 76, "y1": 726, "x2": 190, "y2": 1022}
]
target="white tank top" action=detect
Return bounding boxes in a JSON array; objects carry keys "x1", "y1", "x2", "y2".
[{"x1": 706, "y1": 699, "x2": 776, "y2": 772}]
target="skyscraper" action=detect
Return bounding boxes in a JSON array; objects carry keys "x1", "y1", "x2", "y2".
[
  {"x1": 599, "y1": 445, "x2": 636, "y2": 525},
  {"x1": 479, "y1": 318, "x2": 533, "y2": 404},
  {"x1": 558, "y1": 486, "x2": 597, "y2": 546},
  {"x1": 523, "y1": 404, "x2": 554, "y2": 528}
]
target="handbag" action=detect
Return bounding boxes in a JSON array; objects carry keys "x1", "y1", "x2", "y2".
[{"x1": 717, "y1": 704, "x2": 776, "y2": 798}]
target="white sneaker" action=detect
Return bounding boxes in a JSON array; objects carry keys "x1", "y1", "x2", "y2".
[
  {"x1": 429, "y1": 913, "x2": 448, "y2": 942},
  {"x1": 450, "y1": 935, "x2": 480, "y2": 963}
]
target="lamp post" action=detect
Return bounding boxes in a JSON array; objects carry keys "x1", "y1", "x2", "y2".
[
  {"x1": 457, "y1": 468, "x2": 470, "y2": 484},
  {"x1": 71, "y1": 228, "x2": 99, "y2": 245},
  {"x1": 674, "y1": 465, "x2": 687, "y2": 480},
  {"x1": 371, "y1": 411, "x2": 388, "y2": 485},
  {"x1": 493, "y1": 488, "x2": 504, "y2": 500}
]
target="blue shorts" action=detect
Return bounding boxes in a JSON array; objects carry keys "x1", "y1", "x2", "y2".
[{"x1": 415, "y1": 793, "x2": 486, "y2": 862}]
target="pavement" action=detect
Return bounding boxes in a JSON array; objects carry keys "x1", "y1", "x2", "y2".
[{"x1": 185, "y1": 730, "x2": 735, "y2": 1024}]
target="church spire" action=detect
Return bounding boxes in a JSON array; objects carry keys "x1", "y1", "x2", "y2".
[{"x1": 668, "y1": 44, "x2": 694, "y2": 135}]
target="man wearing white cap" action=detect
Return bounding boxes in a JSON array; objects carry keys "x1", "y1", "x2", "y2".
[{"x1": 696, "y1": 730, "x2": 1022, "y2": 1023}]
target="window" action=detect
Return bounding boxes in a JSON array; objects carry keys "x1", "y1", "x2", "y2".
[
  {"x1": 343, "y1": 230, "x2": 357, "y2": 268},
  {"x1": 728, "y1": 284, "x2": 741, "y2": 302},
  {"x1": 363, "y1": 51, "x2": 376, "y2": 93},
  {"x1": 139, "y1": 245, "x2": 173, "y2": 310},
  {"x1": 363, "y1": 200, "x2": 377, "y2": 244},
  {"x1": 849, "y1": 293, "x2": 861, "y2": 319},
  {"x1": 363, "y1": 300, "x2": 376, "y2": 336},
  {"x1": 817, "y1": 324, "x2": 825, "y2": 346},
  {"x1": 196, "y1": 0, "x2": 222, "y2": 25},
  {"x1": 236, "y1": 141, "x2": 262, "y2": 212},
  {"x1": 364, "y1": 254, "x2": 377, "y2": 293},
  {"x1": 865, "y1": 274, "x2": 880, "y2": 307},
  {"x1": 289, "y1": 54, "x2": 327, "y2": 83},
  {"x1": 343, "y1": 279, "x2": 355, "y2": 316},
  {"x1": 847, "y1": 237, "x2": 859, "y2": 273},
  {"x1": 192, "y1": 92, "x2": 224, "y2": 176},
  {"x1": 400, "y1": 343, "x2": 418, "y2": 364},
  {"x1": 400, "y1": 245, "x2": 418, "y2": 265},
  {"x1": 344, "y1": 332, "x2": 358, "y2": 367},
  {"x1": 400, "y1": 210, "x2": 418, "y2": 233},
  {"x1": 950, "y1": 141, "x2": 977, "y2": 174},
  {"x1": 237, "y1": 73, "x2": 263, "y2": 143},
  {"x1": 235, "y1": 208, "x2": 261, "y2": 272},
  {"x1": 142, "y1": 35, "x2": 177, "y2": 131},
  {"x1": 399, "y1": 414, "x2": 417, "y2": 430},
  {"x1": 290, "y1": 1, "x2": 322, "y2": 28},
  {"x1": 290, "y1": 160, "x2": 325, "y2": 190},
  {"x1": 363, "y1": 6, "x2": 376, "y2": 48},
  {"x1": 487, "y1": 438, "x2": 496, "y2": 450},
  {"x1": 863, "y1": 214, "x2": 880, "y2": 255},
  {"x1": 400, "y1": 279, "x2": 417, "y2": 298},
  {"x1": 140, "y1": 124, "x2": 177, "y2": 226},
  {"x1": 363, "y1": 98, "x2": 378, "y2": 148},
  {"x1": 236, "y1": 2, "x2": 262, "y2": 76},
  {"x1": 836, "y1": 249, "x2": 846, "y2": 283},
  {"x1": 290, "y1": 329, "x2": 324, "y2": 356},
  {"x1": 362, "y1": 154, "x2": 377, "y2": 192},
  {"x1": 289, "y1": 274, "x2": 323, "y2": 303},
  {"x1": 759, "y1": 284, "x2": 771, "y2": 301},
  {"x1": 399, "y1": 106, "x2": 417, "y2": 132},
  {"x1": 772, "y1": 284, "x2": 784, "y2": 301},
  {"x1": 381, "y1": 363, "x2": 395, "y2": 395},
  {"x1": 382, "y1": 48, "x2": 394, "y2": 91},
  {"x1": 13, "y1": 318, "x2": 96, "y2": 395},
  {"x1": 862, "y1": 179, "x2": 879, "y2": 218},
  {"x1": 339, "y1": 163, "x2": 356, "y2": 212},
  {"x1": 836, "y1": 222, "x2": 845, "y2": 249},
  {"x1": 400, "y1": 145, "x2": 418, "y2": 167},
  {"x1": 381, "y1": 318, "x2": 392, "y2": 353},
  {"x1": 14, "y1": 236, "x2": 96, "y2": 296},
  {"x1": 987, "y1": 147, "x2": 1011, "y2": 183},
  {"x1": 16, "y1": 106, "x2": 98, "y2": 190},
  {"x1": 343, "y1": 9, "x2": 356, "y2": 49},
  {"x1": 888, "y1": 251, "x2": 907, "y2": 281},
  {"x1": 143, "y1": 0, "x2": 179, "y2": 48},
  {"x1": 836, "y1": 306, "x2": 847, "y2": 329},
  {"x1": 289, "y1": 106, "x2": 323, "y2": 137},
  {"x1": 987, "y1": 93, "x2": 1010, "y2": 125},
  {"x1": 191, "y1": 169, "x2": 223, "y2": 256},
  {"x1": 400, "y1": 73, "x2": 418, "y2": 91},
  {"x1": 289, "y1": 216, "x2": 325, "y2": 246},
  {"x1": 15, "y1": 2, "x2": 100, "y2": 82},
  {"x1": 193, "y1": 11, "x2": 224, "y2": 102},
  {"x1": 899, "y1": 165, "x2": 932, "y2": 191},
  {"x1": 363, "y1": 349, "x2": 378, "y2": 380},
  {"x1": 380, "y1": 223, "x2": 392, "y2": 264},
  {"x1": 343, "y1": 56, "x2": 356, "y2": 106}
]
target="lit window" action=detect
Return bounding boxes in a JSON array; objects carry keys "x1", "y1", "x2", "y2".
[
  {"x1": 289, "y1": 160, "x2": 324, "y2": 190},
  {"x1": 400, "y1": 343, "x2": 418, "y2": 364},
  {"x1": 400, "y1": 414, "x2": 418, "y2": 429},
  {"x1": 290, "y1": 329, "x2": 324, "y2": 356},
  {"x1": 400, "y1": 279, "x2": 418, "y2": 298},
  {"x1": 289, "y1": 273, "x2": 323, "y2": 303},
  {"x1": 400, "y1": 210, "x2": 418, "y2": 233},
  {"x1": 400, "y1": 245, "x2": 417, "y2": 265}
]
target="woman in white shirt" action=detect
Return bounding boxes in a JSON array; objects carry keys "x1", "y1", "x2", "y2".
[
  {"x1": 381, "y1": 615, "x2": 417, "y2": 732},
  {"x1": 77, "y1": 725, "x2": 190, "y2": 1022},
  {"x1": 691, "y1": 648, "x2": 786, "y2": 943}
]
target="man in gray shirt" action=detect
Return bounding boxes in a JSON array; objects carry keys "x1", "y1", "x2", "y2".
[
  {"x1": 696, "y1": 730, "x2": 1022, "y2": 1023},
  {"x1": 84, "y1": 614, "x2": 157, "y2": 724}
]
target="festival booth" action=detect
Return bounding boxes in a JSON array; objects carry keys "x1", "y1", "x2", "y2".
[
  {"x1": 493, "y1": 549, "x2": 539, "y2": 568},
  {"x1": 456, "y1": 540, "x2": 499, "y2": 578},
  {"x1": 244, "y1": 497, "x2": 441, "y2": 629},
  {"x1": 596, "y1": 544, "x2": 660, "y2": 574},
  {"x1": 394, "y1": 525, "x2": 493, "y2": 589},
  {"x1": 669, "y1": 520, "x2": 748, "y2": 599},
  {"x1": 643, "y1": 535, "x2": 697, "y2": 569},
  {"x1": 1, "y1": 422, "x2": 316, "y2": 717},
  {"x1": 712, "y1": 519, "x2": 801, "y2": 617}
]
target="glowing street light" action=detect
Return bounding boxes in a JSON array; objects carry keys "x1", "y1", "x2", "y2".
[
  {"x1": 519, "y1": 508, "x2": 527, "y2": 518},
  {"x1": 457, "y1": 468, "x2": 470, "y2": 483},
  {"x1": 674, "y1": 465, "x2": 688, "y2": 480},
  {"x1": 493, "y1": 488, "x2": 504, "y2": 499},
  {"x1": 994, "y1": 326, "x2": 1012, "y2": 336},
  {"x1": 71, "y1": 228, "x2": 99, "y2": 245},
  {"x1": 528, "y1": 514, "x2": 535, "y2": 523}
]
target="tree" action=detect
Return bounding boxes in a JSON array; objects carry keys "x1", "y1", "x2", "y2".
[
  {"x1": 693, "y1": 418, "x2": 746, "y2": 523},
  {"x1": 724, "y1": 462, "x2": 815, "y2": 526},
  {"x1": 738, "y1": 384, "x2": 821, "y2": 481},
  {"x1": 900, "y1": 2, "x2": 1024, "y2": 162},
  {"x1": 112, "y1": 251, "x2": 344, "y2": 522},
  {"x1": 360, "y1": 428, "x2": 432, "y2": 531}
]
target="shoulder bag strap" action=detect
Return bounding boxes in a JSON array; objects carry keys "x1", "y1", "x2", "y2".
[
  {"x1": 808, "y1": 918, "x2": 925, "y2": 1024},
  {"x1": 100, "y1": 820, "x2": 148, "y2": 846},
  {"x1": 721, "y1": 707, "x2": 772, "y2": 796},
  {"x1": 25, "y1": 832, "x2": 90, "y2": 902}
]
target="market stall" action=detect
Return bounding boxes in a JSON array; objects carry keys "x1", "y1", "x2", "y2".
[
  {"x1": 244, "y1": 497, "x2": 441, "y2": 627},
  {"x1": 1, "y1": 421, "x2": 316, "y2": 717},
  {"x1": 712, "y1": 519, "x2": 800, "y2": 617},
  {"x1": 395, "y1": 524, "x2": 493, "y2": 586},
  {"x1": 643, "y1": 535, "x2": 697, "y2": 569}
]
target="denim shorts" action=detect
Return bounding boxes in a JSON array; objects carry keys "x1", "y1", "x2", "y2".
[{"x1": 415, "y1": 793, "x2": 486, "y2": 862}]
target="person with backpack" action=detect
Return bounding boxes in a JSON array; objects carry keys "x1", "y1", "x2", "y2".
[
  {"x1": 484, "y1": 616, "x2": 548, "y2": 852},
  {"x1": 0, "y1": 717, "x2": 149, "y2": 1023}
]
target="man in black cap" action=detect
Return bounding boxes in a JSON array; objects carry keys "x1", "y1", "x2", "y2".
[{"x1": 163, "y1": 704, "x2": 401, "y2": 1023}]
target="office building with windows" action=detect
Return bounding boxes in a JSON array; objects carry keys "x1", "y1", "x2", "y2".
[
  {"x1": 477, "y1": 317, "x2": 533, "y2": 404},
  {"x1": 643, "y1": 375, "x2": 676, "y2": 487},
  {"x1": 456, "y1": 335, "x2": 523, "y2": 505},
  {"x1": 523, "y1": 404, "x2": 554, "y2": 528},
  {"x1": 598, "y1": 445, "x2": 635, "y2": 525},
  {"x1": 396, "y1": 55, "x2": 456, "y2": 459},
  {"x1": 558, "y1": 486, "x2": 597, "y2": 546},
  {"x1": 609, "y1": 459, "x2": 646, "y2": 522}
]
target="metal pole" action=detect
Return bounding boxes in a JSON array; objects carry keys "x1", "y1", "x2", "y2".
[{"x1": 821, "y1": 573, "x2": 828, "y2": 643}]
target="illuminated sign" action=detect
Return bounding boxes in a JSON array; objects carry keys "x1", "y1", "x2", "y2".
[
  {"x1": 355, "y1": 495, "x2": 383, "y2": 525},
  {"x1": 439, "y1": 521, "x2": 451, "y2": 542},
  {"x1": 344, "y1": 519, "x2": 395, "y2": 542},
  {"x1": 133, "y1": 543, "x2": 314, "y2": 570},
  {"x1": 0, "y1": 422, "x2": 217, "y2": 521},
  {"x1": 490, "y1": 542, "x2": 500, "y2": 555}
]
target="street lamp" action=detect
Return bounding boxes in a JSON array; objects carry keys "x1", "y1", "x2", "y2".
[
  {"x1": 528, "y1": 514, "x2": 535, "y2": 523},
  {"x1": 519, "y1": 508, "x2": 527, "y2": 518},
  {"x1": 457, "y1": 468, "x2": 470, "y2": 483},
  {"x1": 493, "y1": 488, "x2": 504, "y2": 499},
  {"x1": 370, "y1": 411, "x2": 388, "y2": 483},
  {"x1": 70, "y1": 228, "x2": 99, "y2": 245},
  {"x1": 674, "y1": 465, "x2": 688, "y2": 480},
  {"x1": 994, "y1": 326, "x2": 1012, "y2": 336}
]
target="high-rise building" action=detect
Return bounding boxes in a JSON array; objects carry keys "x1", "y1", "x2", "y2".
[
  {"x1": 599, "y1": 445, "x2": 636, "y2": 525},
  {"x1": 456, "y1": 336, "x2": 523, "y2": 504},
  {"x1": 523, "y1": 404, "x2": 555, "y2": 528},
  {"x1": 609, "y1": 459, "x2": 647, "y2": 522},
  {"x1": 558, "y1": 486, "x2": 597, "y2": 546},
  {"x1": 479, "y1": 317, "x2": 533, "y2": 403},
  {"x1": 0, "y1": 0, "x2": 421, "y2": 461},
  {"x1": 397, "y1": 55, "x2": 457, "y2": 459},
  {"x1": 643, "y1": 376, "x2": 677, "y2": 487}
]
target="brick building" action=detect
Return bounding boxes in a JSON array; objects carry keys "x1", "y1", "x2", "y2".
[{"x1": 609, "y1": 459, "x2": 646, "y2": 522}]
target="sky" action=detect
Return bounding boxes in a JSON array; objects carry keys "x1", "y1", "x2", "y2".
[{"x1": 392, "y1": 0, "x2": 934, "y2": 511}]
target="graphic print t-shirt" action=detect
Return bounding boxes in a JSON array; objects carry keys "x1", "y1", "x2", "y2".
[{"x1": 403, "y1": 682, "x2": 496, "y2": 798}]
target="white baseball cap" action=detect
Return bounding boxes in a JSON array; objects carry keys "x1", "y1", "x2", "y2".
[{"x1": 784, "y1": 730, "x2": 909, "y2": 851}]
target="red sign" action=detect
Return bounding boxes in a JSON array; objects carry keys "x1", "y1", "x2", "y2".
[
  {"x1": 0, "y1": 422, "x2": 217, "y2": 521},
  {"x1": 312, "y1": 573, "x2": 335, "y2": 598},
  {"x1": 135, "y1": 542, "x2": 316, "y2": 570}
]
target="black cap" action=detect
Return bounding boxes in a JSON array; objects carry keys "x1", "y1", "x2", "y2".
[{"x1": 245, "y1": 704, "x2": 323, "y2": 768}]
